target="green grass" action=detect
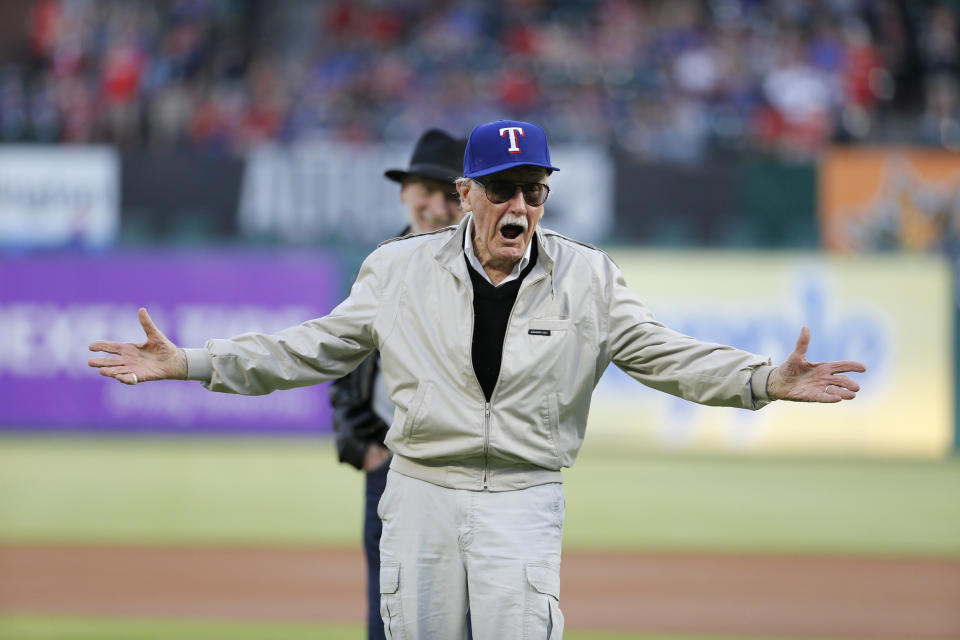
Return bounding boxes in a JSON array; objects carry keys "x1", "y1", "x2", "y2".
[
  {"x1": 1, "y1": 436, "x2": 959, "y2": 555},
  {"x1": 0, "y1": 616, "x2": 361, "y2": 640},
  {"x1": 563, "y1": 448, "x2": 960, "y2": 555},
  {"x1": 0, "y1": 437, "x2": 364, "y2": 546},
  {"x1": 0, "y1": 615, "x2": 855, "y2": 640}
]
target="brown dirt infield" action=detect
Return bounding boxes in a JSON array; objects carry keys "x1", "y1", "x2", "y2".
[{"x1": 1, "y1": 545, "x2": 958, "y2": 638}]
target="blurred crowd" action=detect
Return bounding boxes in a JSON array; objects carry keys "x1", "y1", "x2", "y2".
[{"x1": 2, "y1": 0, "x2": 960, "y2": 160}]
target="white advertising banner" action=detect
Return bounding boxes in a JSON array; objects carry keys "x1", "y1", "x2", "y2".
[
  {"x1": 588, "y1": 250, "x2": 953, "y2": 458},
  {"x1": 238, "y1": 141, "x2": 613, "y2": 245},
  {"x1": 0, "y1": 145, "x2": 120, "y2": 248}
]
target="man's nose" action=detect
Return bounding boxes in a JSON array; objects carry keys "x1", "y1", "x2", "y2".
[
  {"x1": 427, "y1": 190, "x2": 448, "y2": 214},
  {"x1": 506, "y1": 186, "x2": 528, "y2": 213}
]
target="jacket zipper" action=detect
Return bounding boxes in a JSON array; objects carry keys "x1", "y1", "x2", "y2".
[
  {"x1": 465, "y1": 281, "x2": 490, "y2": 489},
  {"x1": 481, "y1": 270, "x2": 547, "y2": 489},
  {"x1": 482, "y1": 402, "x2": 491, "y2": 488}
]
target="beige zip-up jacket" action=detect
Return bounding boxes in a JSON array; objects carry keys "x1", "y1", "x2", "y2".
[{"x1": 185, "y1": 215, "x2": 775, "y2": 491}]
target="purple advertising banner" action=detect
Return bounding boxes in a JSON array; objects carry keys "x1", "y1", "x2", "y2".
[{"x1": 0, "y1": 250, "x2": 341, "y2": 434}]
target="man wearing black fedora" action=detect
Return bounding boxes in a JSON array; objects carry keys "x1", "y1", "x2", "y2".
[
  {"x1": 329, "y1": 128, "x2": 467, "y2": 640},
  {"x1": 384, "y1": 129, "x2": 468, "y2": 236}
]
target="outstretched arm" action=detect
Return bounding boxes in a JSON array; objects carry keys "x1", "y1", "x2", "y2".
[
  {"x1": 766, "y1": 326, "x2": 866, "y2": 402},
  {"x1": 88, "y1": 308, "x2": 187, "y2": 385}
]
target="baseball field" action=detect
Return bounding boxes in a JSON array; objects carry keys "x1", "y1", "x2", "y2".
[{"x1": 1, "y1": 436, "x2": 958, "y2": 639}]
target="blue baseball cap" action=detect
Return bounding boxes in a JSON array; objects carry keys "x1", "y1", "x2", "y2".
[{"x1": 463, "y1": 120, "x2": 560, "y2": 179}]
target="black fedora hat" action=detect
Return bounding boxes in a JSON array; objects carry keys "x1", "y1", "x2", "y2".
[{"x1": 385, "y1": 129, "x2": 466, "y2": 185}]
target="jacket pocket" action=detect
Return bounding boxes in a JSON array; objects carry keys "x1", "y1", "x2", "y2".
[
  {"x1": 538, "y1": 393, "x2": 561, "y2": 461},
  {"x1": 379, "y1": 562, "x2": 404, "y2": 639},
  {"x1": 529, "y1": 317, "x2": 573, "y2": 333},
  {"x1": 524, "y1": 562, "x2": 564, "y2": 640},
  {"x1": 401, "y1": 382, "x2": 433, "y2": 441}
]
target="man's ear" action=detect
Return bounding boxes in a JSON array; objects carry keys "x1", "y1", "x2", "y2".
[{"x1": 455, "y1": 179, "x2": 471, "y2": 201}]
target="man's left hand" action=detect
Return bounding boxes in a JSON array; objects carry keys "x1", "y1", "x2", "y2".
[{"x1": 766, "y1": 326, "x2": 867, "y2": 403}]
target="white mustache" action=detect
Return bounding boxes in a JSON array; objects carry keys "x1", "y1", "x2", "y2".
[{"x1": 497, "y1": 214, "x2": 528, "y2": 232}]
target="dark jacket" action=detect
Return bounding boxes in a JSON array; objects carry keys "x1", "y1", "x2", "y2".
[
  {"x1": 329, "y1": 227, "x2": 409, "y2": 470},
  {"x1": 329, "y1": 352, "x2": 388, "y2": 469}
]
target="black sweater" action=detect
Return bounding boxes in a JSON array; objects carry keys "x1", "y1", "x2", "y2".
[{"x1": 465, "y1": 240, "x2": 539, "y2": 401}]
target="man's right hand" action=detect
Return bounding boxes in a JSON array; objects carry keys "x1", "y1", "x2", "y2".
[
  {"x1": 766, "y1": 326, "x2": 865, "y2": 402},
  {"x1": 363, "y1": 444, "x2": 392, "y2": 472},
  {"x1": 88, "y1": 307, "x2": 187, "y2": 385}
]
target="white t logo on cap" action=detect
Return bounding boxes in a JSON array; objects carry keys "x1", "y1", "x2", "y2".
[{"x1": 499, "y1": 127, "x2": 525, "y2": 154}]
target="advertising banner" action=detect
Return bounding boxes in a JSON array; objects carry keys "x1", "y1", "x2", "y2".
[
  {"x1": 589, "y1": 250, "x2": 953, "y2": 458},
  {"x1": 238, "y1": 141, "x2": 612, "y2": 245},
  {"x1": 613, "y1": 156, "x2": 745, "y2": 246},
  {"x1": 612, "y1": 155, "x2": 817, "y2": 249},
  {"x1": 0, "y1": 251, "x2": 340, "y2": 434},
  {"x1": 0, "y1": 145, "x2": 119, "y2": 248},
  {"x1": 819, "y1": 147, "x2": 960, "y2": 252},
  {"x1": 121, "y1": 151, "x2": 243, "y2": 242}
]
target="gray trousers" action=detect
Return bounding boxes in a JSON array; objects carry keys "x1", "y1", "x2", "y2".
[{"x1": 378, "y1": 470, "x2": 565, "y2": 639}]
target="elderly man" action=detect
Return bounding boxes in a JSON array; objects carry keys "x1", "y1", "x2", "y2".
[
  {"x1": 89, "y1": 120, "x2": 865, "y2": 640},
  {"x1": 330, "y1": 128, "x2": 467, "y2": 640}
]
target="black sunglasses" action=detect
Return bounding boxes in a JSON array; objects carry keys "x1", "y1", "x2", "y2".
[{"x1": 475, "y1": 179, "x2": 550, "y2": 207}]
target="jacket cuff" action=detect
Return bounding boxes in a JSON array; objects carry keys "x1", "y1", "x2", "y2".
[
  {"x1": 338, "y1": 438, "x2": 367, "y2": 470},
  {"x1": 183, "y1": 348, "x2": 213, "y2": 381},
  {"x1": 750, "y1": 365, "x2": 776, "y2": 403}
]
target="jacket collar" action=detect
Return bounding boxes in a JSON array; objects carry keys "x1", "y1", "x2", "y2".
[{"x1": 435, "y1": 213, "x2": 556, "y2": 283}]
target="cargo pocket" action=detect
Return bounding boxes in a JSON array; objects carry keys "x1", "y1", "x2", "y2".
[
  {"x1": 379, "y1": 562, "x2": 404, "y2": 639},
  {"x1": 523, "y1": 562, "x2": 564, "y2": 640}
]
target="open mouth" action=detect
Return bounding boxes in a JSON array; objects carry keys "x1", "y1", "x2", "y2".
[
  {"x1": 500, "y1": 224, "x2": 524, "y2": 240},
  {"x1": 497, "y1": 213, "x2": 527, "y2": 241}
]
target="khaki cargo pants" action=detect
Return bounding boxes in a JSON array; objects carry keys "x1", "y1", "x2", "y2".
[{"x1": 377, "y1": 470, "x2": 564, "y2": 639}]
